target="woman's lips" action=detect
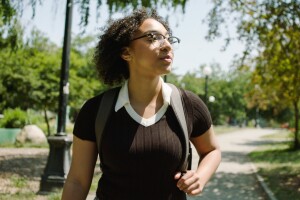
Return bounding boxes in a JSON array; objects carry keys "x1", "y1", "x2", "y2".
[{"x1": 161, "y1": 55, "x2": 173, "y2": 63}]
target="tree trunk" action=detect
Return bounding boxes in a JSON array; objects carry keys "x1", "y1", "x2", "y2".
[
  {"x1": 293, "y1": 100, "x2": 299, "y2": 149},
  {"x1": 43, "y1": 108, "x2": 51, "y2": 136}
]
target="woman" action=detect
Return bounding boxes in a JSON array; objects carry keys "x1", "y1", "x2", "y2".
[{"x1": 62, "y1": 8, "x2": 221, "y2": 200}]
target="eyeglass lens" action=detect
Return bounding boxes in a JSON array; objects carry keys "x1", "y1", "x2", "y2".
[{"x1": 150, "y1": 33, "x2": 180, "y2": 49}]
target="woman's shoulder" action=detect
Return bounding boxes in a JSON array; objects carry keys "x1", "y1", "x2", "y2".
[
  {"x1": 179, "y1": 88, "x2": 205, "y2": 106},
  {"x1": 75, "y1": 95, "x2": 102, "y2": 119},
  {"x1": 76, "y1": 87, "x2": 121, "y2": 121},
  {"x1": 178, "y1": 88, "x2": 212, "y2": 137},
  {"x1": 73, "y1": 93, "x2": 106, "y2": 141},
  {"x1": 84, "y1": 94, "x2": 102, "y2": 106}
]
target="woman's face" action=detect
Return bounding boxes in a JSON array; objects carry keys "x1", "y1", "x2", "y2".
[{"x1": 123, "y1": 18, "x2": 175, "y2": 79}]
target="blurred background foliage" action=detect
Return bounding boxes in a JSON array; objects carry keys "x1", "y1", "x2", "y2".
[{"x1": 0, "y1": 0, "x2": 299, "y2": 148}]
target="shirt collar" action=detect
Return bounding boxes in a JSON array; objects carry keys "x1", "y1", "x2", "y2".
[{"x1": 115, "y1": 77, "x2": 172, "y2": 112}]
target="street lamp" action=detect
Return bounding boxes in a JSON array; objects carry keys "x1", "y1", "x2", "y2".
[
  {"x1": 208, "y1": 95, "x2": 215, "y2": 124},
  {"x1": 203, "y1": 66, "x2": 212, "y2": 104},
  {"x1": 209, "y1": 95, "x2": 215, "y2": 103},
  {"x1": 40, "y1": 0, "x2": 73, "y2": 193},
  {"x1": 254, "y1": 84, "x2": 260, "y2": 128}
]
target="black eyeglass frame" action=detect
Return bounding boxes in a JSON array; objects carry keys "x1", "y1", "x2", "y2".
[{"x1": 130, "y1": 32, "x2": 181, "y2": 45}]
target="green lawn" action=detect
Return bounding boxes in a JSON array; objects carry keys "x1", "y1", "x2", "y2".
[
  {"x1": 213, "y1": 125, "x2": 241, "y2": 134},
  {"x1": 249, "y1": 130, "x2": 300, "y2": 199}
]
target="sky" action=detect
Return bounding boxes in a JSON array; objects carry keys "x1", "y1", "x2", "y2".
[{"x1": 21, "y1": 0, "x2": 244, "y2": 76}]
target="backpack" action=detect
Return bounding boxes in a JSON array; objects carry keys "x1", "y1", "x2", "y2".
[{"x1": 95, "y1": 83, "x2": 192, "y2": 171}]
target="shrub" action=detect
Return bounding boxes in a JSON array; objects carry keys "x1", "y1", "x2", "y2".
[{"x1": 0, "y1": 108, "x2": 27, "y2": 128}]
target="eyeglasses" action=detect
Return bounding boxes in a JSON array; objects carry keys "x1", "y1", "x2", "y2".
[{"x1": 131, "y1": 32, "x2": 180, "y2": 49}]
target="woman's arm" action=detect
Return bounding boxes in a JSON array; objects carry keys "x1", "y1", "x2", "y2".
[
  {"x1": 62, "y1": 135, "x2": 98, "y2": 200},
  {"x1": 175, "y1": 126, "x2": 221, "y2": 196}
]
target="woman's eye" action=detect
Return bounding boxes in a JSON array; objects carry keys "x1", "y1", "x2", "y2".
[
  {"x1": 152, "y1": 35, "x2": 159, "y2": 40},
  {"x1": 146, "y1": 34, "x2": 156, "y2": 41},
  {"x1": 155, "y1": 34, "x2": 164, "y2": 40}
]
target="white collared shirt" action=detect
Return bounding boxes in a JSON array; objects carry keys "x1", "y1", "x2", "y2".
[{"x1": 115, "y1": 77, "x2": 172, "y2": 127}]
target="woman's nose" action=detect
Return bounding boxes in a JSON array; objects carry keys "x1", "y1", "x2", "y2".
[{"x1": 160, "y1": 39, "x2": 172, "y2": 51}]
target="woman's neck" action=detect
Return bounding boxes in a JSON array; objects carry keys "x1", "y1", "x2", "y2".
[
  {"x1": 127, "y1": 76, "x2": 164, "y2": 118},
  {"x1": 128, "y1": 76, "x2": 162, "y2": 104}
]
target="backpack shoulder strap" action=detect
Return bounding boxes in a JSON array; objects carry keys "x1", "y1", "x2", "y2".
[
  {"x1": 168, "y1": 83, "x2": 190, "y2": 171},
  {"x1": 95, "y1": 87, "x2": 119, "y2": 156}
]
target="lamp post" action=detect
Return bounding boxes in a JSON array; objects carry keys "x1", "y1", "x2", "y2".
[
  {"x1": 254, "y1": 84, "x2": 260, "y2": 128},
  {"x1": 208, "y1": 95, "x2": 215, "y2": 123},
  {"x1": 40, "y1": 0, "x2": 73, "y2": 193},
  {"x1": 209, "y1": 95, "x2": 215, "y2": 103},
  {"x1": 203, "y1": 66, "x2": 212, "y2": 104}
]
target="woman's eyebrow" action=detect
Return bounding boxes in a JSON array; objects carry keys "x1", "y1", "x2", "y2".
[
  {"x1": 143, "y1": 30, "x2": 159, "y2": 34},
  {"x1": 143, "y1": 30, "x2": 170, "y2": 36}
]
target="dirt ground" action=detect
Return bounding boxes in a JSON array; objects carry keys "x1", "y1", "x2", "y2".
[{"x1": 0, "y1": 148, "x2": 51, "y2": 199}]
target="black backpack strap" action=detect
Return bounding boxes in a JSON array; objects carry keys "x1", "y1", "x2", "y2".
[
  {"x1": 95, "y1": 87, "x2": 119, "y2": 159},
  {"x1": 168, "y1": 83, "x2": 191, "y2": 171}
]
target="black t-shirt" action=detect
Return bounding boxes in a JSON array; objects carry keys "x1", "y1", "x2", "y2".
[{"x1": 73, "y1": 89, "x2": 212, "y2": 200}]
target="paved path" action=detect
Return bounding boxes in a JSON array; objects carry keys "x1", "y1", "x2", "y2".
[{"x1": 187, "y1": 127, "x2": 279, "y2": 200}]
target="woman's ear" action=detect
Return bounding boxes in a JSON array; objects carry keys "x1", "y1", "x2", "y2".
[{"x1": 121, "y1": 47, "x2": 131, "y2": 61}]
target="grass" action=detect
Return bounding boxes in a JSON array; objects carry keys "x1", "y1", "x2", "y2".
[
  {"x1": 0, "y1": 163, "x2": 99, "y2": 199},
  {"x1": 213, "y1": 125, "x2": 241, "y2": 134},
  {"x1": 0, "y1": 142, "x2": 49, "y2": 148},
  {"x1": 0, "y1": 192, "x2": 62, "y2": 200},
  {"x1": 249, "y1": 130, "x2": 300, "y2": 199},
  {"x1": 0, "y1": 193, "x2": 61, "y2": 200},
  {"x1": 0, "y1": 168, "x2": 101, "y2": 200},
  {"x1": 11, "y1": 175, "x2": 28, "y2": 188}
]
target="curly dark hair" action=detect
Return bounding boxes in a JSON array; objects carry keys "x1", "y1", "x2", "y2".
[{"x1": 94, "y1": 8, "x2": 171, "y2": 86}]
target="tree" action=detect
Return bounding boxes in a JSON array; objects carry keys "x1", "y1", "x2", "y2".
[
  {"x1": 178, "y1": 63, "x2": 250, "y2": 126},
  {"x1": 181, "y1": 71, "x2": 204, "y2": 95},
  {"x1": 0, "y1": 29, "x2": 61, "y2": 134},
  {"x1": 0, "y1": 29, "x2": 104, "y2": 135},
  {"x1": 0, "y1": 0, "x2": 18, "y2": 49},
  {"x1": 69, "y1": 34, "x2": 105, "y2": 111},
  {"x1": 206, "y1": 0, "x2": 300, "y2": 149},
  {"x1": 0, "y1": 0, "x2": 189, "y2": 49}
]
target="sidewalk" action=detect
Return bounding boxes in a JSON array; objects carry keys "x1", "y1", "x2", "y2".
[{"x1": 187, "y1": 128, "x2": 279, "y2": 200}]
